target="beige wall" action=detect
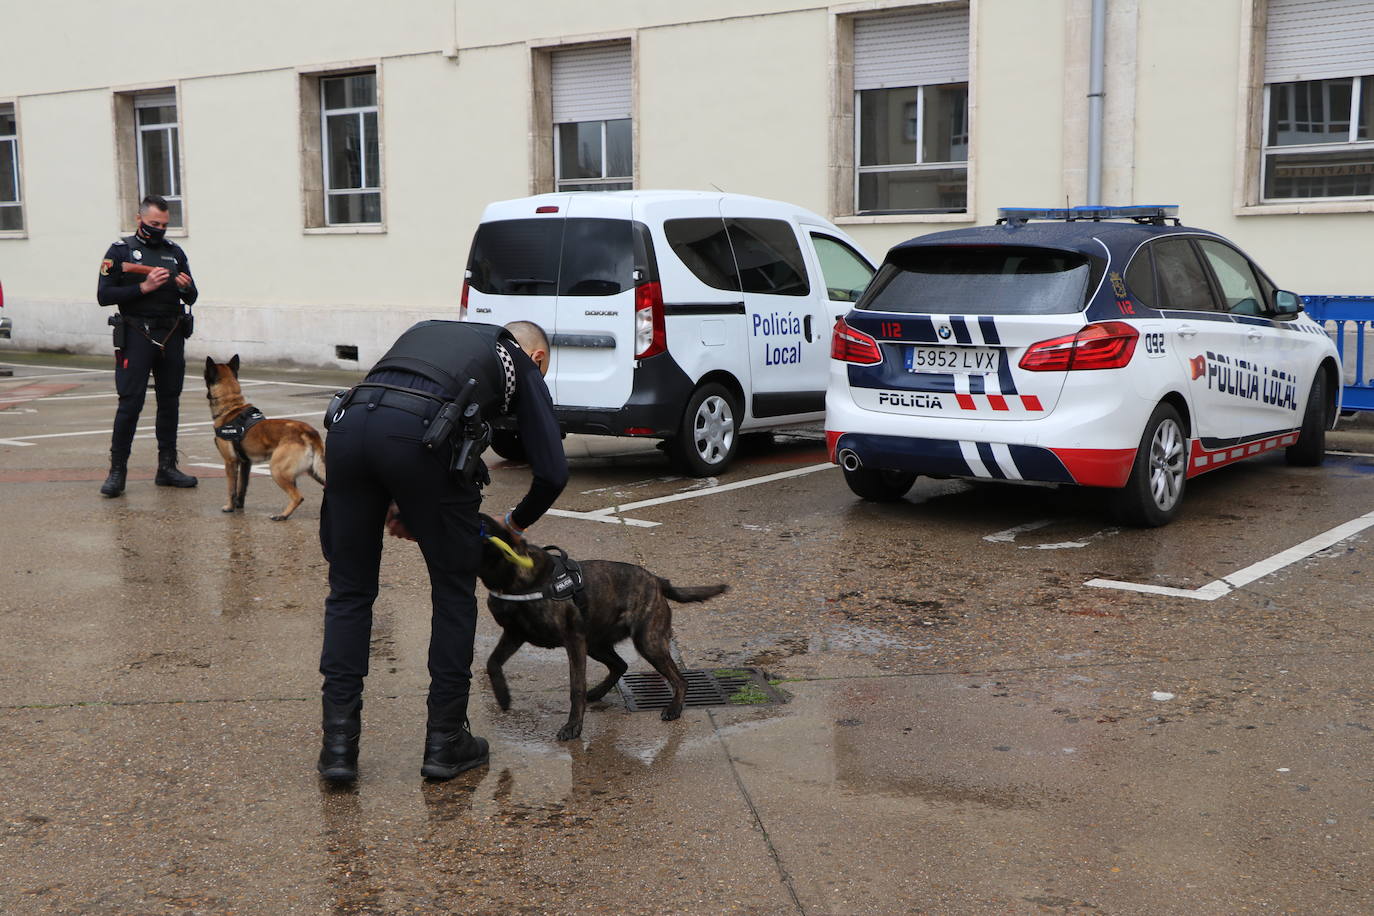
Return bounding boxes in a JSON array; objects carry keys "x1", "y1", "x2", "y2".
[{"x1": 0, "y1": 0, "x2": 1370, "y2": 366}]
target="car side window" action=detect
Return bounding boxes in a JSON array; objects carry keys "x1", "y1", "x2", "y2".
[
  {"x1": 1123, "y1": 246, "x2": 1156, "y2": 308},
  {"x1": 810, "y1": 234, "x2": 875, "y2": 303},
  {"x1": 1196, "y1": 239, "x2": 1267, "y2": 316},
  {"x1": 725, "y1": 218, "x2": 810, "y2": 297},
  {"x1": 664, "y1": 218, "x2": 741, "y2": 292},
  {"x1": 1152, "y1": 238, "x2": 1220, "y2": 312}
]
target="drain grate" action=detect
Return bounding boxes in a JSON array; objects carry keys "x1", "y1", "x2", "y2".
[{"x1": 617, "y1": 667, "x2": 784, "y2": 711}]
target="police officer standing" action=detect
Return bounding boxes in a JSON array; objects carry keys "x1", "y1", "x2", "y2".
[
  {"x1": 96, "y1": 194, "x2": 199, "y2": 496},
  {"x1": 317, "y1": 320, "x2": 568, "y2": 783}
]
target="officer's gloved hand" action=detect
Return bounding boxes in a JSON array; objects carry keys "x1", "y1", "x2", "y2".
[{"x1": 384, "y1": 503, "x2": 417, "y2": 542}]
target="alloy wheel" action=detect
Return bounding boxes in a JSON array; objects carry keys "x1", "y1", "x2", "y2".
[{"x1": 1148, "y1": 418, "x2": 1186, "y2": 511}]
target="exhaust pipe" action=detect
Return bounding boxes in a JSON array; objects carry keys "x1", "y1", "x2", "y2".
[{"x1": 838, "y1": 449, "x2": 862, "y2": 471}]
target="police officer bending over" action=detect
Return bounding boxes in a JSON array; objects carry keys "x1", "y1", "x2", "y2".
[
  {"x1": 317, "y1": 320, "x2": 568, "y2": 782},
  {"x1": 96, "y1": 194, "x2": 199, "y2": 497}
]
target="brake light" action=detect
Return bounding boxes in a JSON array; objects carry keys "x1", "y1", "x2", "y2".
[
  {"x1": 459, "y1": 279, "x2": 470, "y2": 320},
  {"x1": 536, "y1": 205, "x2": 559, "y2": 214},
  {"x1": 634, "y1": 281, "x2": 666, "y2": 359},
  {"x1": 831, "y1": 317, "x2": 883, "y2": 365},
  {"x1": 1019, "y1": 321, "x2": 1139, "y2": 371}
]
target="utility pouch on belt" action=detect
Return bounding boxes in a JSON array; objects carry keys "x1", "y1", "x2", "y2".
[
  {"x1": 323, "y1": 389, "x2": 351, "y2": 430},
  {"x1": 108, "y1": 313, "x2": 126, "y2": 350},
  {"x1": 182, "y1": 306, "x2": 194, "y2": 339},
  {"x1": 422, "y1": 400, "x2": 460, "y2": 450}
]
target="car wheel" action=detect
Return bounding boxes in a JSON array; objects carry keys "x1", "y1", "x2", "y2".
[
  {"x1": 1110, "y1": 403, "x2": 1187, "y2": 527},
  {"x1": 667, "y1": 383, "x2": 739, "y2": 477},
  {"x1": 490, "y1": 429, "x2": 526, "y2": 462},
  {"x1": 1285, "y1": 371, "x2": 1327, "y2": 467},
  {"x1": 842, "y1": 466, "x2": 917, "y2": 502}
]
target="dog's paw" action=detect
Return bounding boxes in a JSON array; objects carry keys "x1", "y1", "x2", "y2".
[
  {"x1": 221, "y1": 506, "x2": 235, "y2": 513},
  {"x1": 556, "y1": 723, "x2": 582, "y2": 741},
  {"x1": 269, "y1": 514, "x2": 290, "y2": 522},
  {"x1": 660, "y1": 707, "x2": 683, "y2": 722},
  {"x1": 586, "y1": 687, "x2": 610, "y2": 703}
]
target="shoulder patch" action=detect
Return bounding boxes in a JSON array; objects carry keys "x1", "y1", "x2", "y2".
[
  {"x1": 100, "y1": 258, "x2": 114, "y2": 276},
  {"x1": 113, "y1": 239, "x2": 127, "y2": 246}
]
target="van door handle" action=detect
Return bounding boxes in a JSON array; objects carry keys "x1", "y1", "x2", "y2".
[
  {"x1": 804, "y1": 314, "x2": 813, "y2": 343},
  {"x1": 1175, "y1": 324, "x2": 1198, "y2": 339}
]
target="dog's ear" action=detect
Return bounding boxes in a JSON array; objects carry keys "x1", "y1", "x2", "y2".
[
  {"x1": 228, "y1": 354, "x2": 241, "y2": 377},
  {"x1": 204, "y1": 357, "x2": 218, "y2": 387}
]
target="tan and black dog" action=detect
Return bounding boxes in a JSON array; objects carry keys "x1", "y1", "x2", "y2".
[
  {"x1": 203, "y1": 355, "x2": 325, "y2": 520},
  {"x1": 476, "y1": 513, "x2": 728, "y2": 740}
]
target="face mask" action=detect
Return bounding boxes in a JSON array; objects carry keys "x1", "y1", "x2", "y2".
[{"x1": 137, "y1": 221, "x2": 166, "y2": 243}]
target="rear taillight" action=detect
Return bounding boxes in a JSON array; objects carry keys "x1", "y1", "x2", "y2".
[
  {"x1": 634, "y1": 281, "x2": 666, "y2": 359},
  {"x1": 459, "y1": 279, "x2": 470, "y2": 320},
  {"x1": 831, "y1": 317, "x2": 883, "y2": 365},
  {"x1": 1019, "y1": 321, "x2": 1139, "y2": 371}
]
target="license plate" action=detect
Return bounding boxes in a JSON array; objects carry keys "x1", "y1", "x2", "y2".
[{"x1": 905, "y1": 346, "x2": 999, "y2": 374}]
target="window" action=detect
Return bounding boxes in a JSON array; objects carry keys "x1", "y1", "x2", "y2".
[
  {"x1": 1124, "y1": 248, "x2": 1156, "y2": 308},
  {"x1": 858, "y1": 246, "x2": 1096, "y2": 316},
  {"x1": 1260, "y1": 0, "x2": 1374, "y2": 201},
  {"x1": 0, "y1": 104, "x2": 20, "y2": 231},
  {"x1": 665, "y1": 218, "x2": 740, "y2": 291},
  {"x1": 321, "y1": 72, "x2": 380, "y2": 224},
  {"x1": 1196, "y1": 240, "x2": 1266, "y2": 315},
  {"x1": 134, "y1": 93, "x2": 183, "y2": 227},
  {"x1": 1152, "y1": 239, "x2": 1218, "y2": 312},
  {"x1": 811, "y1": 235, "x2": 875, "y2": 303},
  {"x1": 552, "y1": 44, "x2": 632, "y2": 192},
  {"x1": 727, "y1": 219, "x2": 809, "y2": 297},
  {"x1": 853, "y1": 6, "x2": 970, "y2": 213}
]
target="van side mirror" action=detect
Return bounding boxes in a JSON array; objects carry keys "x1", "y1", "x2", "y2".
[{"x1": 1273, "y1": 290, "x2": 1302, "y2": 317}]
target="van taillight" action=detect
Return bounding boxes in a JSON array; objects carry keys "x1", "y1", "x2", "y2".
[
  {"x1": 634, "y1": 281, "x2": 666, "y2": 359},
  {"x1": 831, "y1": 317, "x2": 882, "y2": 365},
  {"x1": 459, "y1": 279, "x2": 470, "y2": 320},
  {"x1": 1019, "y1": 321, "x2": 1139, "y2": 371}
]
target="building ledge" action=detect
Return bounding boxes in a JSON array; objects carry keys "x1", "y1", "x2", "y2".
[
  {"x1": 834, "y1": 212, "x2": 976, "y2": 226},
  {"x1": 303, "y1": 225, "x2": 387, "y2": 236},
  {"x1": 0, "y1": 231, "x2": 28, "y2": 240},
  {"x1": 1236, "y1": 200, "x2": 1374, "y2": 217}
]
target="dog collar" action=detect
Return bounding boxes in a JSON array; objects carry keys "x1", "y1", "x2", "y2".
[{"x1": 489, "y1": 590, "x2": 544, "y2": 602}]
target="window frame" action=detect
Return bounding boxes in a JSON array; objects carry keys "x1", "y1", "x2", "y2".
[
  {"x1": 1260, "y1": 75, "x2": 1374, "y2": 204},
  {"x1": 133, "y1": 92, "x2": 183, "y2": 228},
  {"x1": 1150, "y1": 237, "x2": 1225, "y2": 315},
  {"x1": 320, "y1": 71, "x2": 382, "y2": 227},
  {"x1": 531, "y1": 36, "x2": 638, "y2": 197},
  {"x1": 852, "y1": 81, "x2": 970, "y2": 215},
  {"x1": 0, "y1": 101, "x2": 23, "y2": 235},
  {"x1": 553, "y1": 118, "x2": 633, "y2": 192},
  {"x1": 809, "y1": 231, "x2": 876, "y2": 303}
]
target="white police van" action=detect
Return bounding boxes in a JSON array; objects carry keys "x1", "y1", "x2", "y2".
[
  {"x1": 827, "y1": 206, "x2": 1343, "y2": 526},
  {"x1": 463, "y1": 191, "x2": 877, "y2": 474}
]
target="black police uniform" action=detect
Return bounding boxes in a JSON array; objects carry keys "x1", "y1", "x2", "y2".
[
  {"x1": 96, "y1": 228, "x2": 199, "y2": 492},
  {"x1": 317, "y1": 320, "x2": 567, "y2": 781}
]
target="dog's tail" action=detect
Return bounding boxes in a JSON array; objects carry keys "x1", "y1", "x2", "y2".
[
  {"x1": 307, "y1": 437, "x2": 326, "y2": 486},
  {"x1": 658, "y1": 580, "x2": 728, "y2": 603}
]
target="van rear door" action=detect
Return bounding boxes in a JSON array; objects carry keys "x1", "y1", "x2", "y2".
[
  {"x1": 551, "y1": 196, "x2": 639, "y2": 410},
  {"x1": 465, "y1": 204, "x2": 566, "y2": 399}
]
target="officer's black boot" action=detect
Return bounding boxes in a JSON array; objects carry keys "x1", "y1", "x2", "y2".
[
  {"x1": 99, "y1": 454, "x2": 127, "y2": 498},
  {"x1": 421, "y1": 698, "x2": 489, "y2": 780},
  {"x1": 154, "y1": 450, "x2": 198, "y2": 488},
  {"x1": 317, "y1": 697, "x2": 361, "y2": 782}
]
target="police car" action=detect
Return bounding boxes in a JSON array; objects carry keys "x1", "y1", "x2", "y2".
[{"x1": 825, "y1": 206, "x2": 1342, "y2": 526}]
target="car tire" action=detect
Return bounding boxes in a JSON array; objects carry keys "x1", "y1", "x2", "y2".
[
  {"x1": 1109, "y1": 402, "x2": 1188, "y2": 528},
  {"x1": 842, "y1": 466, "x2": 917, "y2": 502},
  {"x1": 667, "y1": 383, "x2": 740, "y2": 477},
  {"x1": 490, "y1": 429, "x2": 527, "y2": 462},
  {"x1": 1285, "y1": 372, "x2": 1327, "y2": 467}
]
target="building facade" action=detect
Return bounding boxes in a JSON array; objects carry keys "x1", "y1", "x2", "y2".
[{"x1": 0, "y1": 0, "x2": 1370, "y2": 367}]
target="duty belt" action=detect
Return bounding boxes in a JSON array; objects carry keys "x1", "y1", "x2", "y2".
[{"x1": 346, "y1": 384, "x2": 445, "y2": 421}]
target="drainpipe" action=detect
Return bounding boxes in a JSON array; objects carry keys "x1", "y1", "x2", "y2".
[{"x1": 1086, "y1": 0, "x2": 1107, "y2": 206}]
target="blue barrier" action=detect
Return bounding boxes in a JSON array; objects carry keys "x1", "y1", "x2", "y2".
[{"x1": 1301, "y1": 295, "x2": 1374, "y2": 412}]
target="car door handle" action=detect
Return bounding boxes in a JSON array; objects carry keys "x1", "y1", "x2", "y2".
[
  {"x1": 1175, "y1": 324, "x2": 1198, "y2": 339},
  {"x1": 804, "y1": 314, "x2": 813, "y2": 343}
]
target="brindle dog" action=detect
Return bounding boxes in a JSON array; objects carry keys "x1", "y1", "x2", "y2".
[
  {"x1": 204, "y1": 355, "x2": 326, "y2": 520},
  {"x1": 477, "y1": 513, "x2": 728, "y2": 740}
]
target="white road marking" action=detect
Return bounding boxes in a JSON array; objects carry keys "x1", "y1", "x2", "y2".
[
  {"x1": 1086, "y1": 509, "x2": 1374, "y2": 600},
  {"x1": 0, "y1": 412, "x2": 320, "y2": 444},
  {"x1": 984, "y1": 519, "x2": 1054, "y2": 543},
  {"x1": 189, "y1": 461, "x2": 272, "y2": 477},
  {"x1": 1021, "y1": 527, "x2": 1120, "y2": 550},
  {"x1": 0, "y1": 369, "x2": 111, "y2": 384},
  {"x1": 544, "y1": 508, "x2": 659, "y2": 528},
  {"x1": 1328, "y1": 450, "x2": 1374, "y2": 459},
  {"x1": 0, "y1": 362, "x2": 110, "y2": 374}
]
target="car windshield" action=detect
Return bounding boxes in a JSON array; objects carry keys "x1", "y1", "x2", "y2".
[{"x1": 856, "y1": 245, "x2": 1099, "y2": 315}]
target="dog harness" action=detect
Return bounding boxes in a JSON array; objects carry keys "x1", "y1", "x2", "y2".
[
  {"x1": 214, "y1": 406, "x2": 265, "y2": 462},
  {"x1": 489, "y1": 545, "x2": 588, "y2": 614}
]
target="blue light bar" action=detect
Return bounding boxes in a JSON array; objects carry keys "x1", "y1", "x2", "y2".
[{"x1": 997, "y1": 205, "x2": 1179, "y2": 224}]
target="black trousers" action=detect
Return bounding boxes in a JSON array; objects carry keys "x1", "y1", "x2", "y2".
[
  {"x1": 318, "y1": 397, "x2": 482, "y2": 720},
  {"x1": 111, "y1": 323, "x2": 186, "y2": 461}
]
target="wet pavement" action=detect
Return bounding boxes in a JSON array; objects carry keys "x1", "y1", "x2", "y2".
[{"x1": 1, "y1": 351, "x2": 1372, "y2": 914}]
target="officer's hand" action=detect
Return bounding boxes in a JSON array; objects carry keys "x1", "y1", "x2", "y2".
[
  {"x1": 502, "y1": 511, "x2": 527, "y2": 550},
  {"x1": 139, "y1": 267, "x2": 170, "y2": 293},
  {"x1": 385, "y1": 503, "x2": 417, "y2": 541},
  {"x1": 175, "y1": 272, "x2": 192, "y2": 290}
]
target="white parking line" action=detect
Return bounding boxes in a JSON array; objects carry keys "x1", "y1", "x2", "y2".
[
  {"x1": 546, "y1": 463, "x2": 837, "y2": 528},
  {"x1": 0, "y1": 412, "x2": 320, "y2": 445},
  {"x1": 1086, "y1": 509, "x2": 1374, "y2": 600},
  {"x1": 0, "y1": 361, "x2": 110, "y2": 374},
  {"x1": 188, "y1": 462, "x2": 273, "y2": 477}
]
